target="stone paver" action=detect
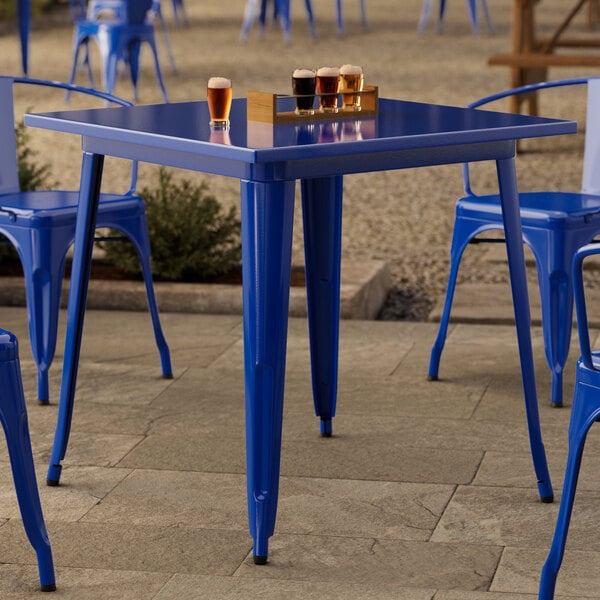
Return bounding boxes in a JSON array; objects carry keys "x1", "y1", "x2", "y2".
[{"x1": 0, "y1": 306, "x2": 594, "y2": 597}]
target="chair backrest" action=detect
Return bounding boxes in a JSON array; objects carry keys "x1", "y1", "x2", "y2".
[
  {"x1": 462, "y1": 77, "x2": 594, "y2": 197},
  {"x1": 71, "y1": 0, "x2": 151, "y2": 23},
  {"x1": 572, "y1": 243, "x2": 600, "y2": 370},
  {"x1": 0, "y1": 76, "x2": 138, "y2": 196},
  {"x1": 582, "y1": 78, "x2": 600, "y2": 194},
  {"x1": 0, "y1": 78, "x2": 19, "y2": 195},
  {"x1": 86, "y1": 0, "x2": 127, "y2": 21}
]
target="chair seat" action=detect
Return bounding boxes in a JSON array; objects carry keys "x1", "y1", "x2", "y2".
[
  {"x1": 0, "y1": 190, "x2": 143, "y2": 223},
  {"x1": 457, "y1": 191, "x2": 600, "y2": 227}
]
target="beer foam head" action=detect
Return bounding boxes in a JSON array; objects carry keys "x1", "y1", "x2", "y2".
[
  {"x1": 340, "y1": 64, "x2": 363, "y2": 75},
  {"x1": 208, "y1": 77, "x2": 232, "y2": 89},
  {"x1": 293, "y1": 68, "x2": 315, "y2": 78},
  {"x1": 317, "y1": 67, "x2": 340, "y2": 77}
]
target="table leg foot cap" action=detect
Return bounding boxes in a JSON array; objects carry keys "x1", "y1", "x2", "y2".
[
  {"x1": 40, "y1": 583, "x2": 56, "y2": 592},
  {"x1": 253, "y1": 555, "x2": 268, "y2": 565},
  {"x1": 540, "y1": 494, "x2": 554, "y2": 504},
  {"x1": 320, "y1": 418, "x2": 332, "y2": 437}
]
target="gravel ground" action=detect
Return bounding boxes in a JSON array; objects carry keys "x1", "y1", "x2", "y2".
[{"x1": 1, "y1": 0, "x2": 599, "y2": 319}]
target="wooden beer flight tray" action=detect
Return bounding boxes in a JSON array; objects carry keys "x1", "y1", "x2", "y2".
[{"x1": 247, "y1": 85, "x2": 378, "y2": 124}]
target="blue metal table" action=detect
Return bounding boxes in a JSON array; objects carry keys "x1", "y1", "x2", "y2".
[{"x1": 24, "y1": 96, "x2": 576, "y2": 564}]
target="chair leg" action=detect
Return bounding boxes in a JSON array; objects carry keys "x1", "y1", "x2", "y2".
[
  {"x1": 359, "y1": 0, "x2": 367, "y2": 28},
  {"x1": 538, "y1": 370, "x2": 600, "y2": 598},
  {"x1": 418, "y1": 0, "x2": 432, "y2": 33},
  {"x1": 275, "y1": 0, "x2": 291, "y2": 43},
  {"x1": 66, "y1": 37, "x2": 94, "y2": 101},
  {"x1": 155, "y1": 10, "x2": 177, "y2": 73},
  {"x1": 335, "y1": 0, "x2": 343, "y2": 35},
  {"x1": 480, "y1": 0, "x2": 494, "y2": 33},
  {"x1": 428, "y1": 216, "x2": 489, "y2": 380},
  {"x1": 15, "y1": 227, "x2": 71, "y2": 404},
  {"x1": 0, "y1": 330, "x2": 56, "y2": 592},
  {"x1": 304, "y1": 0, "x2": 316, "y2": 38},
  {"x1": 467, "y1": 0, "x2": 480, "y2": 34},
  {"x1": 438, "y1": 0, "x2": 447, "y2": 31},
  {"x1": 101, "y1": 215, "x2": 172, "y2": 378},
  {"x1": 145, "y1": 38, "x2": 169, "y2": 102},
  {"x1": 526, "y1": 228, "x2": 580, "y2": 408},
  {"x1": 240, "y1": 0, "x2": 260, "y2": 41}
]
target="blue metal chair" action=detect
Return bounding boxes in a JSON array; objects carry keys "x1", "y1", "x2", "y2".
[
  {"x1": 168, "y1": 0, "x2": 188, "y2": 27},
  {"x1": 86, "y1": 0, "x2": 177, "y2": 73},
  {"x1": 67, "y1": 0, "x2": 168, "y2": 101},
  {"x1": 429, "y1": 77, "x2": 600, "y2": 409},
  {"x1": 419, "y1": 0, "x2": 493, "y2": 34},
  {"x1": 538, "y1": 241, "x2": 600, "y2": 598},
  {"x1": 0, "y1": 76, "x2": 172, "y2": 404},
  {"x1": 240, "y1": 0, "x2": 316, "y2": 42},
  {"x1": 0, "y1": 328, "x2": 55, "y2": 591},
  {"x1": 333, "y1": 0, "x2": 367, "y2": 35}
]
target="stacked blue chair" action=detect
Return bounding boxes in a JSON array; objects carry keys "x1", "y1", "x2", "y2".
[
  {"x1": 429, "y1": 77, "x2": 600, "y2": 409},
  {"x1": 67, "y1": 0, "x2": 168, "y2": 101},
  {"x1": 538, "y1": 241, "x2": 600, "y2": 598},
  {"x1": 86, "y1": 0, "x2": 177, "y2": 73},
  {"x1": 419, "y1": 0, "x2": 493, "y2": 34},
  {"x1": 241, "y1": 0, "x2": 367, "y2": 41},
  {"x1": 240, "y1": 0, "x2": 316, "y2": 42},
  {"x1": 0, "y1": 328, "x2": 55, "y2": 591},
  {"x1": 0, "y1": 76, "x2": 172, "y2": 406}
]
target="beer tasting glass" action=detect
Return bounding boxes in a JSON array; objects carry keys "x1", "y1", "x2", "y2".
[
  {"x1": 316, "y1": 67, "x2": 340, "y2": 113},
  {"x1": 292, "y1": 69, "x2": 316, "y2": 116},
  {"x1": 207, "y1": 77, "x2": 232, "y2": 128},
  {"x1": 339, "y1": 64, "x2": 364, "y2": 111}
]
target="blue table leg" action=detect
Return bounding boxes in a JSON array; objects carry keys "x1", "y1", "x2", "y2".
[
  {"x1": 301, "y1": 176, "x2": 343, "y2": 437},
  {"x1": 241, "y1": 179, "x2": 295, "y2": 564},
  {"x1": 497, "y1": 156, "x2": 553, "y2": 502},
  {"x1": 47, "y1": 151, "x2": 103, "y2": 486}
]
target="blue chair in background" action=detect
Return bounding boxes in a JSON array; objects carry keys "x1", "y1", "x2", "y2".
[
  {"x1": 429, "y1": 77, "x2": 600, "y2": 409},
  {"x1": 334, "y1": 0, "x2": 367, "y2": 35},
  {"x1": 240, "y1": 0, "x2": 316, "y2": 42},
  {"x1": 0, "y1": 328, "x2": 55, "y2": 591},
  {"x1": 241, "y1": 0, "x2": 366, "y2": 41},
  {"x1": 0, "y1": 76, "x2": 172, "y2": 405},
  {"x1": 169, "y1": 0, "x2": 188, "y2": 27},
  {"x1": 86, "y1": 0, "x2": 177, "y2": 73},
  {"x1": 419, "y1": 0, "x2": 493, "y2": 34},
  {"x1": 538, "y1": 242, "x2": 600, "y2": 598},
  {"x1": 67, "y1": 0, "x2": 168, "y2": 101}
]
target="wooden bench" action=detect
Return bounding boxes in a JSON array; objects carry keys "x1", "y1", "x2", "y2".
[{"x1": 489, "y1": 0, "x2": 600, "y2": 114}]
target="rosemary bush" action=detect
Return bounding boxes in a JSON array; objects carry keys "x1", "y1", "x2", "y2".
[{"x1": 102, "y1": 167, "x2": 241, "y2": 282}]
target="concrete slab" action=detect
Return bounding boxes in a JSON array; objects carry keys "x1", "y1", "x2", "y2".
[{"x1": 0, "y1": 259, "x2": 392, "y2": 320}]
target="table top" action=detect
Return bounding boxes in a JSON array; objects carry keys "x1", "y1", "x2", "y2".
[{"x1": 24, "y1": 97, "x2": 577, "y2": 180}]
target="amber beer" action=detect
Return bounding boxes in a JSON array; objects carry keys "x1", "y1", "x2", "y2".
[
  {"x1": 340, "y1": 64, "x2": 364, "y2": 111},
  {"x1": 292, "y1": 68, "x2": 316, "y2": 116},
  {"x1": 207, "y1": 77, "x2": 232, "y2": 127},
  {"x1": 316, "y1": 67, "x2": 340, "y2": 113}
]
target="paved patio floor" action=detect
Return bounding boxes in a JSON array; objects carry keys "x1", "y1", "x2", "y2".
[{"x1": 0, "y1": 306, "x2": 596, "y2": 598}]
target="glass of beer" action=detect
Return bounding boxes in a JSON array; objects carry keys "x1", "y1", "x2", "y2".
[
  {"x1": 292, "y1": 68, "x2": 316, "y2": 116},
  {"x1": 316, "y1": 67, "x2": 340, "y2": 113},
  {"x1": 340, "y1": 64, "x2": 364, "y2": 111},
  {"x1": 207, "y1": 77, "x2": 232, "y2": 128}
]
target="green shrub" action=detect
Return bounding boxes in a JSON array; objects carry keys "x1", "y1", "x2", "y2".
[
  {"x1": 102, "y1": 167, "x2": 241, "y2": 282},
  {"x1": 17, "y1": 120, "x2": 54, "y2": 191}
]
